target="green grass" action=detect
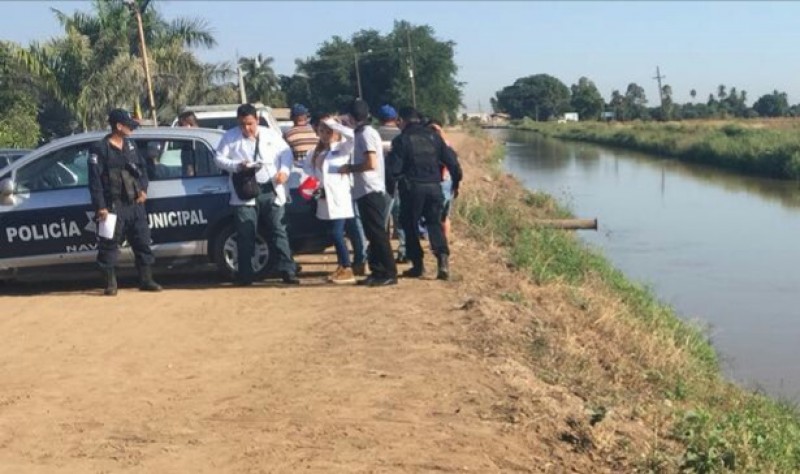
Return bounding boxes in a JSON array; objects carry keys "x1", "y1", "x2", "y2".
[
  {"x1": 454, "y1": 135, "x2": 800, "y2": 472},
  {"x1": 514, "y1": 120, "x2": 800, "y2": 180}
]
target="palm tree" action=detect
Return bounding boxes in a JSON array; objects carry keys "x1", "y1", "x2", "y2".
[
  {"x1": 16, "y1": 0, "x2": 222, "y2": 131},
  {"x1": 239, "y1": 54, "x2": 282, "y2": 106}
]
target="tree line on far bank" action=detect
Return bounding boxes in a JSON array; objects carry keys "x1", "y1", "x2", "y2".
[
  {"x1": 0, "y1": 0, "x2": 461, "y2": 147},
  {"x1": 493, "y1": 73, "x2": 798, "y2": 122}
]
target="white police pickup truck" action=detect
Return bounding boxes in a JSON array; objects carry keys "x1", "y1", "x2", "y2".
[
  {"x1": 0, "y1": 148, "x2": 30, "y2": 169},
  {"x1": 0, "y1": 127, "x2": 329, "y2": 281},
  {"x1": 172, "y1": 103, "x2": 280, "y2": 131}
]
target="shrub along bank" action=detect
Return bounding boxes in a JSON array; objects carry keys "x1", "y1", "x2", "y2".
[
  {"x1": 452, "y1": 132, "x2": 800, "y2": 472},
  {"x1": 515, "y1": 119, "x2": 800, "y2": 180}
]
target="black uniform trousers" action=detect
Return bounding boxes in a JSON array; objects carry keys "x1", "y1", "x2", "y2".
[
  {"x1": 400, "y1": 181, "x2": 449, "y2": 263},
  {"x1": 356, "y1": 191, "x2": 397, "y2": 278},
  {"x1": 97, "y1": 203, "x2": 155, "y2": 269}
]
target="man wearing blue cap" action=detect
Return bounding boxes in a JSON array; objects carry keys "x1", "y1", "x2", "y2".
[
  {"x1": 283, "y1": 103, "x2": 318, "y2": 165},
  {"x1": 88, "y1": 108, "x2": 162, "y2": 295},
  {"x1": 377, "y1": 105, "x2": 401, "y2": 143},
  {"x1": 377, "y1": 104, "x2": 406, "y2": 263}
]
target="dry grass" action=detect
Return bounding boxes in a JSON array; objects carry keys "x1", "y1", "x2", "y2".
[{"x1": 447, "y1": 130, "x2": 800, "y2": 472}]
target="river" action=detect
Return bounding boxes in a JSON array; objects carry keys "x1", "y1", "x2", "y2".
[{"x1": 499, "y1": 129, "x2": 800, "y2": 400}]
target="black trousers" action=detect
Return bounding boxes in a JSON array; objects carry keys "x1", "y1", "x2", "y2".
[
  {"x1": 97, "y1": 203, "x2": 155, "y2": 269},
  {"x1": 400, "y1": 182, "x2": 448, "y2": 263},
  {"x1": 356, "y1": 191, "x2": 397, "y2": 278}
]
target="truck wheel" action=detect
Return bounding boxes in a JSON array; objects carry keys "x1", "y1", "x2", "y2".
[{"x1": 212, "y1": 224, "x2": 270, "y2": 280}]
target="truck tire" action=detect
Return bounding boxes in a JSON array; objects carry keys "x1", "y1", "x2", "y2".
[{"x1": 212, "y1": 223, "x2": 270, "y2": 280}]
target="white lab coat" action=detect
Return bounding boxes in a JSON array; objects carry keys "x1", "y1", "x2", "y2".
[
  {"x1": 302, "y1": 126, "x2": 355, "y2": 220},
  {"x1": 214, "y1": 126, "x2": 293, "y2": 206}
]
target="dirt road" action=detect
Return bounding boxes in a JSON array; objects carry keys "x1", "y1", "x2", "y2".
[{"x1": 0, "y1": 133, "x2": 605, "y2": 473}]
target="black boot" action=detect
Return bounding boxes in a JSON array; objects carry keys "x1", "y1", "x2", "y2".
[
  {"x1": 436, "y1": 254, "x2": 450, "y2": 281},
  {"x1": 402, "y1": 260, "x2": 425, "y2": 278},
  {"x1": 102, "y1": 267, "x2": 118, "y2": 296},
  {"x1": 138, "y1": 265, "x2": 163, "y2": 292}
]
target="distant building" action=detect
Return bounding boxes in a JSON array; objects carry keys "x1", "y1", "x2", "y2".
[
  {"x1": 489, "y1": 113, "x2": 510, "y2": 127},
  {"x1": 462, "y1": 112, "x2": 490, "y2": 124},
  {"x1": 563, "y1": 112, "x2": 579, "y2": 122}
]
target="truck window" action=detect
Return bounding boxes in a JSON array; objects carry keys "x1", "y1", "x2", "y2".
[
  {"x1": 195, "y1": 116, "x2": 269, "y2": 131},
  {"x1": 135, "y1": 139, "x2": 220, "y2": 180}
]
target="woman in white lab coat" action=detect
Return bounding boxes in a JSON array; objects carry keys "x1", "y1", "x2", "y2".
[{"x1": 302, "y1": 116, "x2": 357, "y2": 283}]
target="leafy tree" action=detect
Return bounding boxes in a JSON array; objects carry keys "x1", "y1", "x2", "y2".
[
  {"x1": 0, "y1": 42, "x2": 41, "y2": 146},
  {"x1": 0, "y1": 98, "x2": 40, "y2": 147},
  {"x1": 609, "y1": 89, "x2": 625, "y2": 120},
  {"x1": 296, "y1": 21, "x2": 462, "y2": 122},
  {"x1": 569, "y1": 76, "x2": 604, "y2": 121},
  {"x1": 495, "y1": 74, "x2": 570, "y2": 121},
  {"x1": 717, "y1": 84, "x2": 727, "y2": 101},
  {"x1": 279, "y1": 73, "x2": 312, "y2": 109},
  {"x1": 623, "y1": 82, "x2": 648, "y2": 120},
  {"x1": 489, "y1": 97, "x2": 498, "y2": 113},
  {"x1": 753, "y1": 90, "x2": 789, "y2": 117},
  {"x1": 658, "y1": 84, "x2": 674, "y2": 120},
  {"x1": 387, "y1": 21, "x2": 462, "y2": 122},
  {"x1": 680, "y1": 102, "x2": 712, "y2": 120},
  {"x1": 690, "y1": 89, "x2": 697, "y2": 101},
  {"x1": 721, "y1": 86, "x2": 748, "y2": 117}
]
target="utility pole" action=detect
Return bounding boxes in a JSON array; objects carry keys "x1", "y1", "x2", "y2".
[
  {"x1": 237, "y1": 65, "x2": 247, "y2": 104},
  {"x1": 353, "y1": 49, "x2": 373, "y2": 99},
  {"x1": 354, "y1": 51, "x2": 363, "y2": 99},
  {"x1": 406, "y1": 27, "x2": 417, "y2": 108},
  {"x1": 235, "y1": 51, "x2": 247, "y2": 104},
  {"x1": 126, "y1": 0, "x2": 157, "y2": 125},
  {"x1": 653, "y1": 66, "x2": 666, "y2": 119}
]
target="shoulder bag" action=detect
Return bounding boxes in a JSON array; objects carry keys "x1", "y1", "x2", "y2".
[{"x1": 232, "y1": 134, "x2": 261, "y2": 200}]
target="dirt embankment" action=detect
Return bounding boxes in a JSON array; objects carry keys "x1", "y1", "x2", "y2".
[{"x1": 0, "y1": 131, "x2": 660, "y2": 473}]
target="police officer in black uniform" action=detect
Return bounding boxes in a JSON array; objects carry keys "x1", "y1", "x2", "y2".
[
  {"x1": 389, "y1": 106, "x2": 463, "y2": 280},
  {"x1": 88, "y1": 109, "x2": 162, "y2": 296}
]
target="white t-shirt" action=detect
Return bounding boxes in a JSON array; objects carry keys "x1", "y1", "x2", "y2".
[{"x1": 352, "y1": 125, "x2": 385, "y2": 199}]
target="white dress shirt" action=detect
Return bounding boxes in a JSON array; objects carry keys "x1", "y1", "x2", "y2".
[{"x1": 214, "y1": 126, "x2": 293, "y2": 206}]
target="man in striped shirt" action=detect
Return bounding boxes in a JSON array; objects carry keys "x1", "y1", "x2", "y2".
[{"x1": 283, "y1": 103, "x2": 318, "y2": 165}]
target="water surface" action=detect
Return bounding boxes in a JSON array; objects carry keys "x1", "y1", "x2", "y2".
[{"x1": 500, "y1": 130, "x2": 800, "y2": 400}]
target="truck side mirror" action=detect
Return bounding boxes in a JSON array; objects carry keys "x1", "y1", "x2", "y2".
[{"x1": 0, "y1": 177, "x2": 16, "y2": 206}]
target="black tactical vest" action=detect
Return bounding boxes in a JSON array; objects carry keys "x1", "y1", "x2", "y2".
[
  {"x1": 100, "y1": 140, "x2": 140, "y2": 206},
  {"x1": 402, "y1": 125, "x2": 442, "y2": 183}
]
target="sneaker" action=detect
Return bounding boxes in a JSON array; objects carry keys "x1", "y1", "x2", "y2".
[
  {"x1": 330, "y1": 267, "x2": 356, "y2": 284},
  {"x1": 357, "y1": 275, "x2": 378, "y2": 286},
  {"x1": 368, "y1": 276, "x2": 398, "y2": 287},
  {"x1": 352, "y1": 263, "x2": 367, "y2": 277}
]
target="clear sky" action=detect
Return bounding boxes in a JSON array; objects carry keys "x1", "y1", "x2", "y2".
[{"x1": 3, "y1": 1, "x2": 800, "y2": 112}]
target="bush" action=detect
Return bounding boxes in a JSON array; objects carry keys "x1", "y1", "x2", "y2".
[{"x1": 0, "y1": 99, "x2": 40, "y2": 148}]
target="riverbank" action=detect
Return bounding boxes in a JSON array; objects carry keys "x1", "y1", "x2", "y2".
[
  {"x1": 514, "y1": 119, "x2": 800, "y2": 180},
  {"x1": 451, "y1": 127, "x2": 800, "y2": 471},
  {"x1": 0, "y1": 130, "x2": 798, "y2": 472}
]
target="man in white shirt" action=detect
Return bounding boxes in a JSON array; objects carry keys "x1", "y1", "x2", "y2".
[
  {"x1": 214, "y1": 103, "x2": 299, "y2": 285},
  {"x1": 338, "y1": 99, "x2": 398, "y2": 286}
]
